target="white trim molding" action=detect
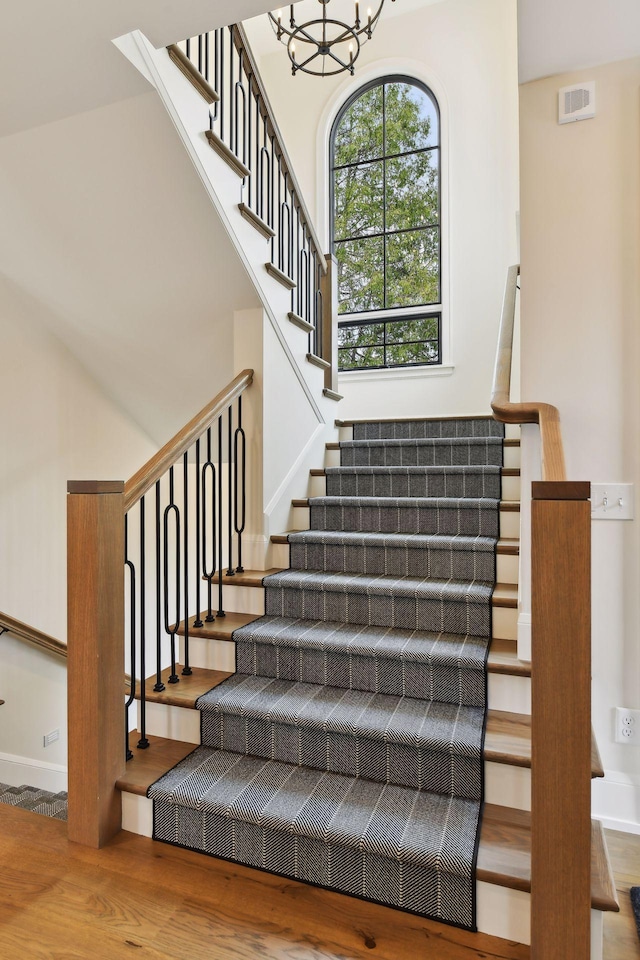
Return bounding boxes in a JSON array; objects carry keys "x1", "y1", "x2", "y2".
[
  {"x1": 592, "y1": 769, "x2": 640, "y2": 834},
  {"x1": 0, "y1": 751, "x2": 67, "y2": 793}
]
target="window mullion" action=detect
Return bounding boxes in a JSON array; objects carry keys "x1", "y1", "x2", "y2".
[{"x1": 382, "y1": 83, "x2": 387, "y2": 311}]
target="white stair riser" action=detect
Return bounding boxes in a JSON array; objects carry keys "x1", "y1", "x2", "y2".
[
  {"x1": 141, "y1": 701, "x2": 200, "y2": 743},
  {"x1": 293, "y1": 504, "x2": 520, "y2": 540},
  {"x1": 221, "y1": 584, "x2": 265, "y2": 615},
  {"x1": 503, "y1": 446, "x2": 520, "y2": 469},
  {"x1": 493, "y1": 606, "x2": 517, "y2": 641},
  {"x1": 485, "y1": 762, "x2": 530, "y2": 810},
  {"x1": 180, "y1": 636, "x2": 236, "y2": 672},
  {"x1": 272, "y1": 541, "x2": 519, "y2": 585},
  {"x1": 501, "y1": 475, "x2": 520, "y2": 501},
  {"x1": 489, "y1": 672, "x2": 531, "y2": 714},
  {"x1": 500, "y1": 510, "x2": 520, "y2": 539}
]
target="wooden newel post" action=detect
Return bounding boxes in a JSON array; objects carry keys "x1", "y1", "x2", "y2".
[
  {"x1": 321, "y1": 253, "x2": 339, "y2": 394},
  {"x1": 67, "y1": 481, "x2": 126, "y2": 848},
  {"x1": 531, "y1": 480, "x2": 592, "y2": 960}
]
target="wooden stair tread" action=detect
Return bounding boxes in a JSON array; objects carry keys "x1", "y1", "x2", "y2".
[
  {"x1": 493, "y1": 583, "x2": 518, "y2": 608},
  {"x1": 485, "y1": 710, "x2": 530, "y2": 766},
  {"x1": 479, "y1": 805, "x2": 619, "y2": 912},
  {"x1": 200, "y1": 569, "x2": 282, "y2": 589},
  {"x1": 126, "y1": 666, "x2": 231, "y2": 708},
  {"x1": 117, "y1": 733, "x2": 196, "y2": 796},
  {"x1": 488, "y1": 639, "x2": 531, "y2": 677},
  {"x1": 175, "y1": 610, "x2": 261, "y2": 639}
]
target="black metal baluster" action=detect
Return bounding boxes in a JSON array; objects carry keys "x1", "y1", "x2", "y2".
[
  {"x1": 247, "y1": 78, "x2": 253, "y2": 208},
  {"x1": 163, "y1": 466, "x2": 180, "y2": 684},
  {"x1": 270, "y1": 133, "x2": 276, "y2": 262},
  {"x1": 124, "y1": 514, "x2": 136, "y2": 761},
  {"x1": 315, "y1": 254, "x2": 323, "y2": 357},
  {"x1": 138, "y1": 497, "x2": 149, "y2": 749},
  {"x1": 220, "y1": 27, "x2": 225, "y2": 143},
  {"x1": 202, "y1": 427, "x2": 216, "y2": 622},
  {"x1": 234, "y1": 396, "x2": 246, "y2": 574},
  {"x1": 205, "y1": 31, "x2": 210, "y2": 85},
  {"x1": 198, "y1": 34, "x2": 203, "y2": 74},
  {"x1": 236, "y1": 51, "x2": 247, "y2": 173},
  {"x1": 194, "y1": 438, "x2": 203, "y2": 628},
  {"x1": 226, "y1": 405, "x2": 234, "y2": 576},
  {"x1": 154, "y1": 480, "x2": 164, "y2": 692},
  {"x1": 229, "y1": 29, "x2": 235, "y2": 155},
  {"x1": 182, "y1": 451, "x2": 192, "y2": 676},
  {"x1": 217, "y1": 416, "x2": 225, "y2": 617},
  {"x1": 277, "y1": 157, "x2": 283, "y2": 271},
  {"x1": 185, "y1": 37, "x2": 191, "y2": 60}
]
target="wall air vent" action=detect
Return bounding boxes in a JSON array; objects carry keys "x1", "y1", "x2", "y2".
[{"x1": 558, "y1": 82, "x2": 596, "y2": 124}]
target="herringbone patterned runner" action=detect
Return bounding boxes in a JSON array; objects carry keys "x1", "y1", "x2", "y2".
[{"x1": 150, "y1": 416, "x2": 503, "y2": 931}]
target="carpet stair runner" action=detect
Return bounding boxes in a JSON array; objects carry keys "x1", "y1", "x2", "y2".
[
  {"x1": 149, "y1": 417, "x2": 504, "y2": 931},
  {"x1": 0, "y1": 782, "x2": 68, "y2": 820}
]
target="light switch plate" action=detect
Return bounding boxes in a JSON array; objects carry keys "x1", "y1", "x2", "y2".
[{"x1": 591, "y1": 483, "x2": 634, "y2": 520}]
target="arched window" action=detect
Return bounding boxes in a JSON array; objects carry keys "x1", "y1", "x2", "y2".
[{"x1": 330, "y1": 76, "x2": 441, "y2": 371}]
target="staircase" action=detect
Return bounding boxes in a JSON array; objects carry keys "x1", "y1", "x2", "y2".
[{"x1": 116, "y1": 414, "x2": 617, "y2": 948}]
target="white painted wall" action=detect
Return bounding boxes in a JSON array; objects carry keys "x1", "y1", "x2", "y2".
[
  {"x1": 0, "y1": 273, "x2": 161, "y2": 784},
  {"x1": 0, "y1": 91, "x2": 260, "y2": 445},
  {"x1": 519, "y1": 56, "x2": 640, "y2": 829},
  {"x1": 244, "y1": 0, "x2": 520, "y2": 420}
]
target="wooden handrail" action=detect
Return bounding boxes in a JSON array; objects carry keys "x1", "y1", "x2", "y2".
[
  {"x1": 166, "y1": 44, "x2": 220, "y2": 105},
  {"x1": 0, "y1": 612, "x2": 67, "y2": 659},
  {"x1": 491, "y1": 265, "x2": 566, "y2": 481},
  {"x1": 124, "y1": 369, "x2": 253, "y2": 512},
  {"x1": 232, "y1": 24, "x2": 327, "y2": 275}
]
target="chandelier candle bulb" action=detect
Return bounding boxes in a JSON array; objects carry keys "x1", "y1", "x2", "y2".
[{"x1": 268, "y1": 0, "x2": 395, "y2": 77}]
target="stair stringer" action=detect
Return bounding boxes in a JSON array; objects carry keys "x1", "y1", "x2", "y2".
[{"x1": 114, "y1": 29, "x2": 334, "y2": 431}]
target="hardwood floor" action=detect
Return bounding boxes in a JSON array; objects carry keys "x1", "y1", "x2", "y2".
[
  {"x1": 0, "y1": 806, "x2": 528, "y2": 959},
  {"x1": 0, "y1": 808, "x2": 636, "y2": 959},
  {"x1": 604, "y1": 830, "x2": 640, "y2": 960}
]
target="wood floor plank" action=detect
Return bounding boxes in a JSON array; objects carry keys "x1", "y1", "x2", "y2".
[
  {"x1": 603, "y1": 829, "x2": 640, "y2": 960},
  {"x1": 0, "y1": 805, "x2": 530, "y2": 960}
]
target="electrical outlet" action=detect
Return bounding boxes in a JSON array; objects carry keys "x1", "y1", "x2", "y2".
[
  {"x1": 615, "y1": 708, "x2": 640, "y2": 744},
  {"x1": 43, "y1": 729, "x2": 59, "y2": 748}
]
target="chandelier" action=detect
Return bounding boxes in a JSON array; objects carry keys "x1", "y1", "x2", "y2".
[{"x1": 268, "y1": 1, "x2": 396, "y2": 77}]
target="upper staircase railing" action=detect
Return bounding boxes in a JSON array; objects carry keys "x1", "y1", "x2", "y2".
[
  {"x1": 67, "y1": 370, "x2": 253, "y2": 848},
  {"x1": 492, "y1": 265, "x2": 592, "y2": 960},
  {"x1": 168, "y1": 25, "x2": 331, "y2": 365},
  {"x1": 0, "y1": 611, "x2": 67, "y2": 659}
]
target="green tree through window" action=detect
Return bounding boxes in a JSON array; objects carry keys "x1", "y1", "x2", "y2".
[{"x1": 331, "y1": 77, "x2": 441, "y2": 370}]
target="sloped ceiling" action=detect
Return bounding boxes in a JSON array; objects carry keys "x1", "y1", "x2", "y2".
[
  {"x1": 0, "y1": 0, "x2": 280, "y2": 138},
  {"x1": 518, "y1": 0, "x2": 640, "y2": 83},
  {"x1": 0, "y1": 91, "x2": 260, "y2": 443}
]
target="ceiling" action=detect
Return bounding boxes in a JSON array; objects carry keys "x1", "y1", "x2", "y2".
[
  {"x1": 3, "y1": 0, "x2": 639, "y2": 141},
  {"x1": 0, "y1": 0, "x2": 280, "y2": 139}
]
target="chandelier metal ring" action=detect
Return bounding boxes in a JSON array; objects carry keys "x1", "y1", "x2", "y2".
[{"x1": 268, "y1": 1, "x2": 394, "y2": 77}]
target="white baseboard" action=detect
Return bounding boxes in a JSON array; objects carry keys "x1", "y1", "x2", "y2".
[
  {"x1": 592, "y1": 769, "x2": 640, "y2": 834},
  {"x1": 0, "y1": 751, "x2": 67, "y2": 793}
]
